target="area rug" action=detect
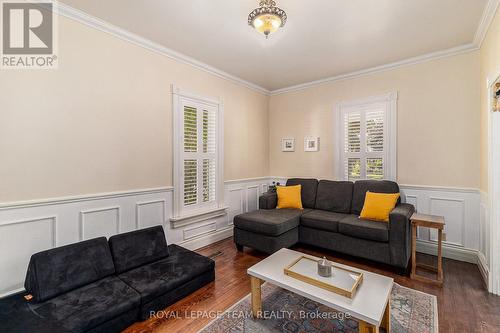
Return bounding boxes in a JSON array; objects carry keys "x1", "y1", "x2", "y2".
[{"x1": 198, "y1": 283, "x2": 438, "y2": 333}]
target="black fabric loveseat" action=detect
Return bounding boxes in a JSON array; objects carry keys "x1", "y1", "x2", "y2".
[
  {"x1": 0, "y1": 226, "x2": 214, "y2": 333},
  {"x1": 234, "y1": 179, "x2": 415, "y2": 269}
]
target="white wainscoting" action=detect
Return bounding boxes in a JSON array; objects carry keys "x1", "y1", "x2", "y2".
[
  {"x1": 0, "y1": 178, "x2": 271, "y2": 298},
  {"x1": 400, "y1": 185, "x2": 481, "y2": 264},
  {"x1": 0, "y1": 177, "x2": 485, "y2": 297}
]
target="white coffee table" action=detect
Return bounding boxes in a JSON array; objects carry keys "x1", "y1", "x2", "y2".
[{"x1": 247, "y1": 248, "x2": 393, "y2": 333}]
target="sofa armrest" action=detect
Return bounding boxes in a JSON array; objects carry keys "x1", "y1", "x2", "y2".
[
  {"x1": 259, "y1": 192, "x2": 278, "y2": 210},
  {"x1": 388, "y1": 203, "x2": 415, "y2": 268}
]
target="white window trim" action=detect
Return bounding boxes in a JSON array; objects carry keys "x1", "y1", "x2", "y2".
[
  {"x1": 487, "y1": 74, "x2": 500, "y2": 294},
  {"x1": 334, "y1": 91, "x2": 398, "y2": 181},
  {"x1": 171, "y1": 85, "x2": 226, "y2": 228}
]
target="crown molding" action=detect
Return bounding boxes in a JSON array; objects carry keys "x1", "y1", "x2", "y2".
[
  {"x1": 54, "y1": 1, "x2": 496, "y2": 97},
  {"x1": 270, "y1": 0, "x2": 498, "y2": 95},
  {"x1": 54, "y1": 3, "x2": 271, "y2": 96},
  {"x1": 270, "y1": 43, "x2": 478, "y2": 95},
  {"x1": 473, "y1": 0, "x2": 500, "y2": 48}
]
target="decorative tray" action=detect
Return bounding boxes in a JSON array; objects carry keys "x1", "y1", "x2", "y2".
[{"x1": 284, "y1": 256, "x2": 363, "y2": 298}]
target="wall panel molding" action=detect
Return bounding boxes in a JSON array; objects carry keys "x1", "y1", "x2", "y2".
[
  {"x1": 79, "y1": 206, "x2": 120, "y2": 241},
  {"x1": 183, "y1": 222, "x2": 217, "y2": 241},
  {"x1": 226, "y1": 188, "x2": 244, "y2": 226},
  {"x1": 246, "y1": 185, "x2": 260, "y2": 212},
  {"x1": 0, "y1": 216, "x2": 57, "y2": 297},
  {"x1": 135, "y1": 199, "x2": 167, "y2": 229},
  {"x1": 401, "y1": 186, "x2": 480, "y2": 252},
  {"x1": 0, "y1": 215, "x2": 57, "y2": 247},
  {"x1": 428, "y1": 196, "x2": 466, "y2": 247}
]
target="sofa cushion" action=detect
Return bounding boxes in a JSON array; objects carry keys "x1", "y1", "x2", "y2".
[
  {"x1": 234, "y1": 209, "x2": 309, "y2": 236},
  {"x1": 360, "y1": 192, "x2": 400, "y2": 222},
  {"x1": 286, "y1": 178, "x2": 319, "y2": 209},
  {"x1": 351, "y1": 180, "x2": 400, "y2": 215},
  {"x1": 28, "y1": 276, "x2": 140, "y2": 333},
  {"x1": 117, "y1": 244, "x2": 215, "y2": 304},
  {"x1": 24, "y1": 237, "x2": 115, "y2": 302},
  {"x1": 109, "y1": 226, "x2": 169, "y2": 274},
  {"x1": 276, "y1": 185, "x2": 303, "y2": 209},
  {"x1": 315, "y1": 180, "x2": 354, "y2": 213},
  {"x1": 338, "y1": 215, "x2": 390, "y2": 242},
  {"x1": 300, "y1": 210, "x2": 348, "y2": 233}
]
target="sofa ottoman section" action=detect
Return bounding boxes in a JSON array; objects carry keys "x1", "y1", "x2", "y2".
[{"x1": 234, "y1": 208, "x2": 308, "y2": 253}]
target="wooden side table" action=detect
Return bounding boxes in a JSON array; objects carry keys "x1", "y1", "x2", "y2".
[{"x1": 410, "y1": 213, "x2": 445, "y2": 286}]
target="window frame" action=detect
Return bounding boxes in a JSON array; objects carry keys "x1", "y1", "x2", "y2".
[
  {"x1": 335, "y1": 92, "x2": 398, "y2": 181},
  {"x1": 171, "y1": 85, "x2": 225, "y2": 226}
]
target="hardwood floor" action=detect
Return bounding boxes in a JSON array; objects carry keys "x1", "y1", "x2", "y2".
[{"x1": 124, "y1": 238, "x2": 500, "y2": 333}]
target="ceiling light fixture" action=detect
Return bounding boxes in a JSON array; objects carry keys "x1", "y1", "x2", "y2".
[{"x1": 248, "y1": 0, "x2": 287, "y2": 38}]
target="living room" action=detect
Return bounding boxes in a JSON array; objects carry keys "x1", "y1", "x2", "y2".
[{"x1": 1, "y1": 0, "x2": 500, "y2": 332}]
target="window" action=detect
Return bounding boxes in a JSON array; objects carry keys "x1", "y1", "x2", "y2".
[
  {"x1": 172, "y1": 86, "x2": 225, "y2": 225},
  {"x1": 337, "y1": 92, "x2": 397, "y2": 181}
]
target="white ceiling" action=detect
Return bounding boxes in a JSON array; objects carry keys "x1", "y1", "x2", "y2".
[{"x1": 60, "y1": 0, "x2": 488, "y2": 91}]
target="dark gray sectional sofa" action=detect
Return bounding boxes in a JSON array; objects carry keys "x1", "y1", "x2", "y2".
[
  {"x1": 234, "y1": 178, "x2": 415, "y2": 270},
  {"x1": 1, "y1": 226, "x2": 215, "y2": 333}
]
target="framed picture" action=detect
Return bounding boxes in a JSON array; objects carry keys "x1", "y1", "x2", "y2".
[
  {"x1": 304, "y1": 137, "x2": 320, "y2": 152},
  {"x1": 282, "y1": 138, "x2": 295, "y2": 152}
]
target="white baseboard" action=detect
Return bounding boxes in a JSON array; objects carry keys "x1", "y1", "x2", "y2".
[
  {"x1": 416, "y1": 240, "x2": 478, "y2": 264},
  {"x1": 178, "y1": 226, "x2": 233, "y2": 251}
]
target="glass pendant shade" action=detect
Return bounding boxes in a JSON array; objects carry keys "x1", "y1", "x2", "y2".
[{"x1": 248, "y1": 0, "x2": 287, "y2": 38}]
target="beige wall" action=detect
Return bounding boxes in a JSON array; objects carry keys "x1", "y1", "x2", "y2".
[
  {"x1": 0, "y1": 16, "x2": 269, "y2": 202},
  {"x1": 1, "y1": 13, "x2": 491, "y2": 202},
  {"x1": 269, "y1": 52, "x2": 481, "y2": 188},
  {"x1": 480, "y1": 8, "x2": 500, "y2": 192}
]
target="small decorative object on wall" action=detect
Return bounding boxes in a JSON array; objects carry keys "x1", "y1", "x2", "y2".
[
  {"x1": 282, "y1": 138, "x2": 295, "y2": 152},
  {"x1": 494, "y1": 82, "x2": 500, "y2": 112},
  {"x1": 268, "y1": 181, "x2": 281, "y2": 193},
  {"x1": 304, "y1": 137, "x2": 320, "y2": 152}
]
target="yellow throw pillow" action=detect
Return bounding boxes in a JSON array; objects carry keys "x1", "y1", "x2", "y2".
[
  {"x1": 360, "y1": 191, "x2": 400, "y2": 222},
  {"x1": 276, "y1": 185, "x2": 303, "y2": 209}
]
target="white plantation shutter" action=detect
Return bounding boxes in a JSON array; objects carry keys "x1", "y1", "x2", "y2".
[
  {"x1": 180, "y1": 101, "x2": 219, "y2": 210},
  {"x1": 202, "y1": 159, "x2": 216, "y2": 202},
  {"x1": 183, "y1": 159, "x2": 198, "y2": 205},
  {"x1": 366, "y1": 109, "x2": 384, "y2": 153},
  {"x1": 345, "y1": 112, "x2": 361, "y2": 153},
  {"x1": 184, "y1": 106, "x2": 197, "y2": 153},
  {"x1": 365, "y1": 107, "x2": 385, "y2": 180},
  {"x1": 338, "y1": 93, "x2": 397, "y2": 181}
]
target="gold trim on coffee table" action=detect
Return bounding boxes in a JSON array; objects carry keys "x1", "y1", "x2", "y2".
[{"x1": 284, "y1": 256, "x2": 363, "y2": 298}]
